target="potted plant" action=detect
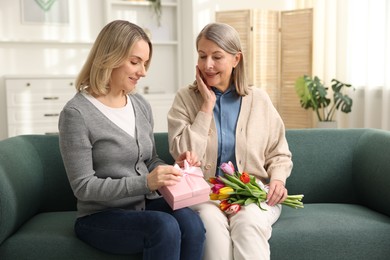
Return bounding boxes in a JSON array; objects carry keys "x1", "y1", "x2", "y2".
[
  {"x1": 294, "y1": 75, "x2": 354, "y2": 127},
  {"x1": 147, "y1": 0, "x2": 162, "y2": 26}
]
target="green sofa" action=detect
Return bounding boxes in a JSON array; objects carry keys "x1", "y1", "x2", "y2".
[{"x1": 1, "y1": 129, "x2": 390, "y2": 259}]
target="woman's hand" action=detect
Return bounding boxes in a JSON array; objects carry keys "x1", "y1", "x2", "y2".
[
  {"x1": 146, "y1": 165, "x2": 183, "y2": 191},
  {"x1": 196, "y1": 65, "x2": 216, "y2": 114},
  {"x1": 266, "y1": 180, "x2": 288, "y2": 206},
  {"x1": 175, "y1": 151, "x2": 201, "y2": 168}
]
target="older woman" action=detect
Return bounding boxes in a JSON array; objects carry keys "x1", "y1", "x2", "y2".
[{"x1": 168, "y1": 22, "x2": 292, "y2": 260}]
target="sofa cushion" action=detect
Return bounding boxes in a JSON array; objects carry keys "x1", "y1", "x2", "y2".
[
  {"x1": 270, "y1": 203, "x2": 390, "y2": 260},
  {"x1": 0, "y1": 212, "x2": 141, "y2": 259}
]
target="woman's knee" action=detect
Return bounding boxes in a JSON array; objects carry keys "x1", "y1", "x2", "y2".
[
  {"x1": 230, "y1": 205, "x2": 273, "y2": 238},
  {"x1": 153, "y1": 212, "x2": 181, "y2": 237},
  {"x1": 193, "y1": 202, "x2": 228, "y2": 225},
  {"x1": 173, "y1": 207, "x2": 205, "y2": 240}
]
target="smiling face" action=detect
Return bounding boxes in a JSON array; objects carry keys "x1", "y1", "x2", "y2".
[
  {"x1": 109, "y1": 39, "x2": 150, "y2": 94},
  {"x1": 197, "y1": 37, "x2": 240, "y2": 92}
]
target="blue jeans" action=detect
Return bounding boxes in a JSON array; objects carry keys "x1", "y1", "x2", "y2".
[{"x1": 75, "y1": 198, "x2": 205, "y2": 260}]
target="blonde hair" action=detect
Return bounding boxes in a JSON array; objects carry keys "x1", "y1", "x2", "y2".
[
  {"x1": 193, "y1": 22, "x2": 249, "y2": 96},
  {"x1": 76, "y1": 20, "x2": 152, "y2": 95}
]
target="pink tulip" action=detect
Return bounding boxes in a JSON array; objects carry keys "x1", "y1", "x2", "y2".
[
  {"x1": 211, "y1": 183, "x2": 225, "y2": 194},
  {"x1": 220, "y1": 161, "x2": 235, "y2": 175}
]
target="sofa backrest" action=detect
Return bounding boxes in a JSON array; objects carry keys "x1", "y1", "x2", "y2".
[
  {"x1": 0, "y1": 130, "x2": 367, "y2": 215},
  {"x1": 0, "y1": 133, "x2": 175, "y2": 216},
  {"x1": 1, "y1": 129, "x2": 389, "y2": 219},
  {"x1": 285, "y1": 128, "x2": 390, "y2": 217},
  {"x1": 156, "y1": 129, "x2": 378, "y2": 204},
  {"x1": 154, "y1": 132, "x2": 174, "y2": 165},
  {"x1": 285, "y1": 129, "x2": 366, "y2": 204}
]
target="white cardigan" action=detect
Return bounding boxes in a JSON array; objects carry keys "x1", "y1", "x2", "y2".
[{"x1": 168, "y1": 86, "x2": 292, "y2": 184}]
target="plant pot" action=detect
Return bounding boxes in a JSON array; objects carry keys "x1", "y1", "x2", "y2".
[{"x1": 317, "y1": 121, "x2": 338, "y2": 128}]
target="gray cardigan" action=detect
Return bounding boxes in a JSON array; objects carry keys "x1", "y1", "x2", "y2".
[{"x1": 59, "y1": 92, "x2": 163, "y2": 217}]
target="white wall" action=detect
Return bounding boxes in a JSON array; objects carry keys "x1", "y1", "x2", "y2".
[
  {"x1": 0, "y1": 0, "x2": 296, "y2": 140},
  {"x1": 0, "y1": 0, "x2": 104, "y2": 140}
]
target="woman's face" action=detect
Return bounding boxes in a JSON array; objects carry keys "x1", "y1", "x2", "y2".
[
  {"x1": 197, "y1": 37, "x2": 240, "y2": 92},
  {"x1": 110, "y1": 39, "x2": 150, "y2": 94}
]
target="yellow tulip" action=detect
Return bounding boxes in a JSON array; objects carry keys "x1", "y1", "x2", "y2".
[
  {"x1": 217, "y1": 193, "x2": 231, "y2": 200},
  {"x1": 215, "y1": 187, "x2": 234, "y2": 200},
  {"x1": 219, "y1": 186, "x2": 234, "y2": 195},
  {"x1": 209, "y1": 193, "x2": 219, "y2": 200}
]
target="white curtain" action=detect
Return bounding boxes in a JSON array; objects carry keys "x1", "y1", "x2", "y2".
[{"x1": 296, "y1": 0, "x2": 390, "y2": 130}]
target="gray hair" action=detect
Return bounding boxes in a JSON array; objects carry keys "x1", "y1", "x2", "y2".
[{"x1": 195, "y1": 22, "x2": 249, "y2": 95}]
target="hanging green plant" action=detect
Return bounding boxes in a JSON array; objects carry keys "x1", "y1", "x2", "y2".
[{"x1": 147, "y1": 0, "x2": 162, "y2": 27}]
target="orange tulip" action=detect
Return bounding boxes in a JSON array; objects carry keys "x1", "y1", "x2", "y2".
[
  {"x1": 240, "y1": 172, "x2": 250, "y2": 184},
  {"x1": 219, "y1": 200, "x2": 231, "y2": 211}
]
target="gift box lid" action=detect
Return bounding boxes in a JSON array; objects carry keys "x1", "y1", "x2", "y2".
[{"x1": 159, "y1": 161, "x2": 210, "y2": 202}]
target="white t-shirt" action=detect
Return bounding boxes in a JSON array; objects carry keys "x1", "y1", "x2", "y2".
[{"x1": 82, "y1": 92, "x2": 135, "y2": 137}]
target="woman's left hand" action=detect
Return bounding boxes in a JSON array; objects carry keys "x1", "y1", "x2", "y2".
[
  {"x1": 266, "y1": 180, "x2": 288, "y2": 206},
  {"x1": 175, "y1": 151, "x2": 201, "y2": 168}
]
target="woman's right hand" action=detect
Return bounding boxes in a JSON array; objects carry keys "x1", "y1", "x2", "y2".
[
  {"x1": 146, "y1": 165, "x2": 183, "y2": 191},
  {"x1": 196, "y1": 65, "x2": 216, "y2": 114}
]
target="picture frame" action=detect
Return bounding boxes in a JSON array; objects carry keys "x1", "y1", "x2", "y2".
[{"x1": 20, "y1": 0, "x2": 69, "y2": 25}]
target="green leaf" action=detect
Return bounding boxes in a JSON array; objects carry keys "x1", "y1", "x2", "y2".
[
  {"x1": 235, "y1": 190, "x2": 253, "y2": 196},
  {"x1": 234, "y1": 199, "x2": 246, "y2": 205},
  {"x1": 244, "y1": 197, "x2": 256, "y2": 205},
  {"x1": 223, "y1": 174, "x2": 246, "y2": 189},
  {"x1": 257, "y1": 198, "x2": 267, "y2": 210},
  {"x1": 295, "y1": 75, "x2": 354, "y2": 121},
  {"x1": 218, "y1": 176, "x2": 242, "y2": 190},
  {"x1": 331, "y1": 79, "x2": 354, "y2": 114}
]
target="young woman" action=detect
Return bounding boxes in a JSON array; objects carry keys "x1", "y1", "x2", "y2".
[
  {"x1": 168, "y1": 22, "x2": 293, "y2": 260},
  {"x1": 59, "y1": 20, "x2": 205, "y2": 260}
]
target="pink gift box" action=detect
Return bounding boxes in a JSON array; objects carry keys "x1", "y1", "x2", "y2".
[{"x1": 159, "y1": 161, "x2": 210, "y2": 210}]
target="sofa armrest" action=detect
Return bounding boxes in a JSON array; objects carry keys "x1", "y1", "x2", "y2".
[
  {"x1": 353, "y1": 129, "x2": 390, "y2": 217},
  {"x1": 0, "y1": 136, "x2": 44, "y2": 244}
]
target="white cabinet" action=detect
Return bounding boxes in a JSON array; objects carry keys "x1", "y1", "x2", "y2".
[
  {"x1": 5, "y1": 76, "x2": 76, "y2": 137},
  {"x1": 5, "y1": 75, "x2": 174, "y2": 137},
  {"x1": 105, "y1": 0, "x2": 181, "y2": 95}
]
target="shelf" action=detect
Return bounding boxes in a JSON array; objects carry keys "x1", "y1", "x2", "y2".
[
  {"x1": 3, "y1": 74, "x2": 77, "y2": 79},
  {"x1": 0, "y1": 39, "x2": 177, "y2": 46},
  {"x1": 105, "y1": 0, "x2": 180, "y2": 94},
  {"x1": 0, "y1": 40, "x2": 93, "y2": 46}
]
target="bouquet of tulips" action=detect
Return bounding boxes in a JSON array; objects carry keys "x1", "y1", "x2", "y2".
[{"x1": 209, "y1": 161, "x2": 304, "y2": 214}]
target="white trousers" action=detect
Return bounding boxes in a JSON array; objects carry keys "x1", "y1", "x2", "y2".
[{"x1": 191, "y1": 200, "x2": 281, "y2": 260}]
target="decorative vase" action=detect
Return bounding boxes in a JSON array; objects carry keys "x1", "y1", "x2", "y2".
[{"x1": 317, "y1": 121, "x2": 338, "y2": 128}]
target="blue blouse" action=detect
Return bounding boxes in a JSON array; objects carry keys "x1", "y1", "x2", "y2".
[{"x1": 212, "y1": 85, "x2": 242, "y2": 176}]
